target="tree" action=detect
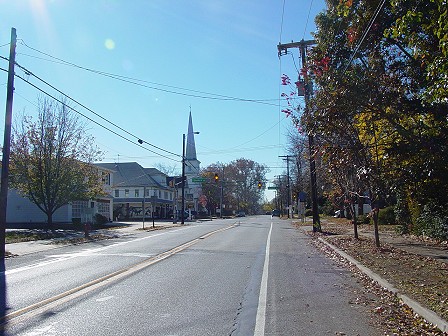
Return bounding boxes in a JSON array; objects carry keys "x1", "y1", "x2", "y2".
[
  {"x1": 201, "y1": 159, "x2": 268, "y2": 215},
  {"x1": 302, "y1": 0, "x2": 448, "y2": 242},
  {"x1": 10, "y1": 97, "x2": 104, "y2": 229}
]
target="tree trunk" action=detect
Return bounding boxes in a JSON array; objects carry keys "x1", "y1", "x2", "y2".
[
  {"x1": 46, "y1": 212, "x2": 54, "y2": 232},
  {"x1": 372, "y1": 207, "x2": 380, "y2": 247},
  {"x1": 357, "y1": 195, "x2": 364, "y2": 217},
  {"x1": 349, "y1": 202, "x2": 359, "y2": 239}
]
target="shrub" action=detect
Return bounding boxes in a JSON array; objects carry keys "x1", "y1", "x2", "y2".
[
  {"x1": 320, "y1": 201, "x2": 335, "y2": 216},
  {"x1": 357, "y1": 214, "x2": 371, "y2": 224},
  {"x1": 305, "y1": 209, "x2": 313, "y2": 217},
  {"x1": 94, "y1": 213, "x2": 109, "y2": 225},
  {"x1": 414, "y1": 202, "x2": 448, "y2": 241},
  {"x1": 378, "y1": 206, "x2": 396, "y2": 225}
]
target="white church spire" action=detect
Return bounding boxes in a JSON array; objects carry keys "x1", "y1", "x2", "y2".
[{"x1": 186, "y1": 111, "x2": 197, "y2": 160}]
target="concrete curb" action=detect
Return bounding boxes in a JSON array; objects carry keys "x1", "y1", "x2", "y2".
[{"x1": 318, "y1": 237, "x2": 448, "y2": 333}]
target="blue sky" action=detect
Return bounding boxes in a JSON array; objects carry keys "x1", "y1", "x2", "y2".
[{"x1": 0, "y1": 0, "x2": 326, "y2": 200}]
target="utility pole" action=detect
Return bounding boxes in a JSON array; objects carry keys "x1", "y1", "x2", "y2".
[
  {"x1": 181, "y1": 133, "x2": 186, "y2": 224},
  {"x1": 278, "y1": 39, "x2": 321, "y2": 232},
  {"x1": 275, "y1": 175, "x2": 284, "y2": 216},
  {"x1": 142, "y1": 186, "x2": 146, "y2": 229},
  {"x1": 279, "y1": 155, "x2": 293, "y2": 218},
  {"x1": 219, "y1": 166, "x2": 224, "y2": 218},
  {"x1": 0, "y1": 28, "x2": 17, "y2": 260}
]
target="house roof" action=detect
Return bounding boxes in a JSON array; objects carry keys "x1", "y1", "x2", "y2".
[
  {"x1": 94, "y1": 162, "x2": 165, "y2": 189},
  {"x1": 143, "y1": 168, "x2": 164, "y2": 176}
]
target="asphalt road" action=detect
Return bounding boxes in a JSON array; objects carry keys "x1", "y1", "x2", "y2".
[{"x1": 3, "y1": 216, "x2": 382, "y2": 335}]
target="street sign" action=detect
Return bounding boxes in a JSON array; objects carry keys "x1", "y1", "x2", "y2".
[
  {"x1": 268, "y1": 186, "x2": 279, "y2": 190},
  {"x1": 192, "y1": 177, "x2": 207, "y2": 182}
]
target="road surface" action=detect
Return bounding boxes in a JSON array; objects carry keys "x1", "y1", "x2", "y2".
[{"x1": 3, "y1": 216, "x2": 381, "y2": 335}]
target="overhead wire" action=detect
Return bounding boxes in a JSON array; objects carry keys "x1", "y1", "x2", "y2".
[
  {"x1": 9, "y1": 37, "x2": 292, "y2": 173},
  {"x1": 279, "y1": 0, "x2": 286, "y2": 43},
  {"x1": 343, "y1": 0, "x2": 387, "y2": 73},
  {"x1": 230, "y1": 116, "x2": 287, "y2": 150},
  {"x1": 13, "y1": 60, "x2": 181, "y2": 159},
  {"x1": 14, "y1": 73, "x2": 179, "y2": 163},
  {"x1": 9, "y1": 56, "x2": 205, "y2": 169},
  {"x1": 17, "y1": 40, "x2": 281, "y2": 107},
  {"x1": 303, "y1": 0, "x2": 314, "y2": 40},
  {"x1": 10, "y1": 58, "x2": 199, "y2": 170}
]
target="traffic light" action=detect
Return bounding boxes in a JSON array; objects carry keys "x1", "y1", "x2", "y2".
[
  {"x1": 214, "y1": 173, "x2": 219, "y2": 183},
  {"x1": 258, "y1": 181, "x2": 262, "y2": 189}
]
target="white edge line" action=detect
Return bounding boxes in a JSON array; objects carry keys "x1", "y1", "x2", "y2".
[{"x1": 254, "y1": 222, "x2": 273, "y2": 335}]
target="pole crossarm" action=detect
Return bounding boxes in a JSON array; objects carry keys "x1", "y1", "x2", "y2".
[
  {"x1": 277, "y1": 38, "x2": 321, "y2": 231},
  {"x1": 277, "y1": 39, "x2": 316, "y2": 57}
]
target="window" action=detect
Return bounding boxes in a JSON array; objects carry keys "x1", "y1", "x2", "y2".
[
  {"x1": 97, "y1": 200, "x2": 110, "y2": 218},
  {"x1": 146, "y1": 189, "x2": 150, "y2": 197},
  {"x1": 114, "y1": 190, "x2": 119, "y2": 198},
  {"x1": 101, "y1": 172, "x2": 110, "y2": 185},
  {"x1": 125, "y1": 189, "x2": 129, "y2": 197},
  {"x1": 135, "y1": 189, "x2": 139, "y2": 197},
  {"x1": 159, "y1": 190, "x2": 162, "y2": 198},
  {"x1": 164, "y1": 191, "x2": 168, "y2": 199},
  {"x1": 72, "y1": 201, "x2": 89, "y2": 218}
]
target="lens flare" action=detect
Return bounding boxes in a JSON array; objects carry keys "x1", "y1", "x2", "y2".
[{"x1": 104, "y1": 38, "x2": 115, "y2": 50}]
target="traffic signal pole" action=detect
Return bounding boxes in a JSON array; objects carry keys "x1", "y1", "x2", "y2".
[{"x1": 278, "y1": 39, "x2": 321, "y2": 232}]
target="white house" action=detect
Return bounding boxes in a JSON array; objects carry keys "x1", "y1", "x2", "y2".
[{"x1": 6, "y1": 165, "x2": 114, "y2": 227}]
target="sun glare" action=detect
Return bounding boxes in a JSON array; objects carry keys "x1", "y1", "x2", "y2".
[{"x1": 105, "y1": 38, "x2": 116, "y2": 50}]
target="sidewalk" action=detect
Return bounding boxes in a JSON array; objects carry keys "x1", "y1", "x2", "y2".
[
  {"x1": 297, "y1": 219, "x2": 448, "y2": 333},
  {"x1": 5, "y1": 220, "x2": 185, "y2": 257},
  {"x1": 300, "y1": 219, "x2": 448, "y2": 264}
]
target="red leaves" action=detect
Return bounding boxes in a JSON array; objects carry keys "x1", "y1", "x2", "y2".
[
  {"x1": 281, "y1": 108, "x2": 292, "y2": 118},
  {"x1": 311, "y1": 57, "x2": 331, "y2": 78},
  {"x1": 346, "y1": 26, "x2": 360, "y2": 45},
  {"x1": 281, "y1": 74, "x2": 290, "y2": 85}
]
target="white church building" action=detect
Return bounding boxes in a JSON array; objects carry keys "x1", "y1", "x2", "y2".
[{"x1": 182, "y1": 112, "x2": 203, "y2": 214}]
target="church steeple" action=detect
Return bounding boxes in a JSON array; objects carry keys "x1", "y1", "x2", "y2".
[{"x1": 186, "y1": 111, "x2": 197, "y2": 160}]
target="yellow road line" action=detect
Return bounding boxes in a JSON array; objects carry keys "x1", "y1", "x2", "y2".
[{"x1": 1, "y1": 223, "x2": 237, "y2": 327}]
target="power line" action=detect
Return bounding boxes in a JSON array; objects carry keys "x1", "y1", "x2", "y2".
[
  {"x1": 303, "y1": 0, "x2": 314, "y2": 40},
  {"x1": 17, "y1": 40, "x2": 281, "y2": 107},
  {"x1": 343, "y1": 0, "x2": 387, "y2": 73},
  {"x1": 13, "y1": 60, "x2": 181, "y2": 159},
  {"x1": 229, "y1": 117, "x2": 287, "y2": 150},
  {"x1": 14, "y1": 73, "x2": 179, "y2": 163},
  {"x1": 279, "y1": 0, "x2": 286, "y2": 43}
]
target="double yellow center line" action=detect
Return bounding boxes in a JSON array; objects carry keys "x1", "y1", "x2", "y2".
[{"x1": 1, "y1": 223, "x2": 237, "y2": 327}]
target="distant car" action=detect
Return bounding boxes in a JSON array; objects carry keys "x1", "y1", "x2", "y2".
[
  {"x1": 334, "y1": 210, "x2": 344, "y2": 218},
  {"x1": 170, "y1": 210, "x2": 190, "y2": 220},
  {"x1": 271, "y1": 209, "x2": 280, "y2": 217},
  {"x1": 236, "y1": 211, "x2": 246, "y2": 217}
]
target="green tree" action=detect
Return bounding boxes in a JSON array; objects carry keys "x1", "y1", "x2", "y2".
[
  {"x1": 10, "y1": 97, "x2": 104, "y2": 230},
  {"x1": 300, "y1": 0, "x2": 448, "y2": 241},
  {"x1": 201, "y1": 159, "x2": 268, "y2": 215}
]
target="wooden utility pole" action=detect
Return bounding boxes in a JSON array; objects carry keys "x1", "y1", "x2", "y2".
[
  {"x1": 279, "y1": 155, "x2": 293, "y2": 218},
  {"x1": 278, "y1": 39, "x2": 321, "y2": 232},
  {"x1": 0, "y1": 28, "x2": 17, "y2": 260},
  {"x1": 181, "y1": 134, "x2": 186, "y2": 224}
]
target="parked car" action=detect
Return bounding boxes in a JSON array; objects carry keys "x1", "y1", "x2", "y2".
[
  {"x1": 169, "y1": 210, "x2": 190, "y2": 220},
  {"x1": 271, "y1": 209, "x2": 280, "y2": 217},
  {"x1": 236, "y1": 211, "x2": 246, "y2": 217}
]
